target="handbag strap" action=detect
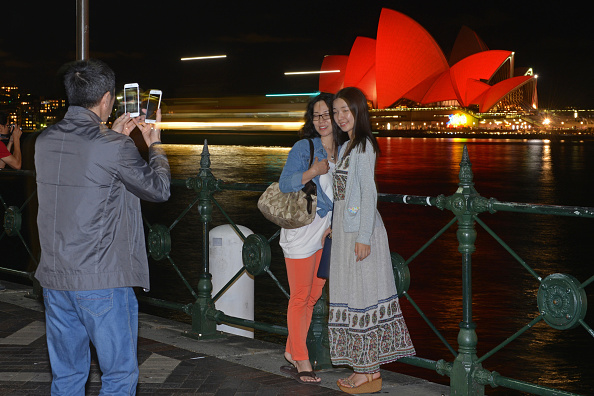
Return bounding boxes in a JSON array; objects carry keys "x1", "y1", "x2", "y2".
[
  {"x1": 302, "y1": 138, "x2": 317, "y2": 215},
  {"x1": 307, "y1": 138, "x2": 314, "y2": 168}
]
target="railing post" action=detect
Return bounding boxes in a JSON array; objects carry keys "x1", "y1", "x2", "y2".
[
  {"x1": 185, "y1": 141, "x2": 223, "y2": 339},
  {"x1": 307, "y1": 285, "x2": 332, "y2": 370},
  {"x1": 450, "y1": 145, "x2": 485, "y2": 395}
]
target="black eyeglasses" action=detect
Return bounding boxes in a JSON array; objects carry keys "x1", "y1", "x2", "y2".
[{"x1": 312, "y1": 113, "x2": 331, "y2": 121}]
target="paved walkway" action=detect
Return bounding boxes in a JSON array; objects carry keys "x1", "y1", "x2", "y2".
[{"x1": 0, "y1": 281, "x2": 450, "y2": 395}]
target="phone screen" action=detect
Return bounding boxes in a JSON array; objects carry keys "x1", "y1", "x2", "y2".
[
  {"x1": 146, "y1": 92, "x2": 161, "y2": 122},
  {"x1": 124, "y1": 86, "x2": 139, "y2": 115}
]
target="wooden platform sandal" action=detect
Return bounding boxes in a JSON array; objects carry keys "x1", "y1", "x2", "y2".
[{"x1": 337, "y1": 373, "x2": 382, "y2": 394}]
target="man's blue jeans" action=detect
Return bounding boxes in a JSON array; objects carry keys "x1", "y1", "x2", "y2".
[{"x1": 43, "y1": 287, "x2": 139, "y2": 395}]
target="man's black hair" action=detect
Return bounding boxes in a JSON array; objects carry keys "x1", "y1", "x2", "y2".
[{"x1": 63, "y1": 59, "x2": 116, "y2": 109}]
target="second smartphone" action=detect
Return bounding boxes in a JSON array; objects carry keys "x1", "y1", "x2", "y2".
[{"x1": 145, "y1": 89, "x2": 162, "y2": 124}]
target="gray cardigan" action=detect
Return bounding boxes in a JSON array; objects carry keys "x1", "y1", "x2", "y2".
[
  {"x1": 340, "y1": 138, "x2": 378, "y2": 245},
  {"x1": 34, "y1": 106, "x2": 171, "y2": 291}
]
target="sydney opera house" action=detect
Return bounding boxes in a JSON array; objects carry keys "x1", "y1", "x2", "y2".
[{"x1": 319, "y1": 8, "x2": 539, "y2": 131}]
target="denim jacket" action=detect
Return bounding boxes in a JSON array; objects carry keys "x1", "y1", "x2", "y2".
[{"x1": 278, "y1": 137, "x2": 333, "y2": 218}]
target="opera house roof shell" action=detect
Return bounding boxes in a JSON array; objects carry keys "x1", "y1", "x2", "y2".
[{"x1": 319, "y1": 8, "x2": 538, "y2": 113}]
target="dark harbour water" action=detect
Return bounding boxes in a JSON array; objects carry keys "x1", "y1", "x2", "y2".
[{"x1": 3, "y1": 134, "x2": 594, "y2": 395}]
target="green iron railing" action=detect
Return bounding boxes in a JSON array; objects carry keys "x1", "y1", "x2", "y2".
[
  {"x1": 137, "y1": 142, "x2": 594, "y2": 395},
  {"x1": 1, "y1": 142, "x2": 592, "y2": 395},
  {"x1": 0, "y1": 169, "x2": 40, "y2": 298},
  {"x1": 379, "y1": 146, "x2": 592, "y2": 396}
]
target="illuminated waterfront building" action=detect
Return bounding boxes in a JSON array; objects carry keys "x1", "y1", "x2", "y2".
[{"x1": 319, "y1": 8, "x2": 547, "y2": 132}]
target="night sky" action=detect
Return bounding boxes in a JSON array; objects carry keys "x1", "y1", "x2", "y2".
[{"x1": 3, "y1": 1, "x2": 593, "y2": 109}]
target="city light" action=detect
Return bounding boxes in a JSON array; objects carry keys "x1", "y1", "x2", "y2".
[
  {"x1": 447, "y1": 113, "x2": 468, "y2": 127},
  {"x1": 284, "y1": 70, "x2": 340, "y2": 75},
  {"x1": 180, "y1": 55, "x2": 227, "y2": 61}
]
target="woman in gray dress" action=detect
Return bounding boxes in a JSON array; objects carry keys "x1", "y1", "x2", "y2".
[{"x1": 328, "y1": 87, "x2": 415, "y2": 394}]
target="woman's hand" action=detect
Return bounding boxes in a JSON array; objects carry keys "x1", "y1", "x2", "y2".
[
  {"x1": 302, "y1": 157, "x2": 329, "y2": 185},
  {"x1": 311, "y1": 157, "x2": 329, "y2": 176},
  {"x1": 301, "y1": 157, "x2": 330, "y2": 184},
  {"x1": 321, "y1": 227, "x2": 332, "y2": 246},
  {"x1": 354, "y1": 242, "x2": 371, "y2": 262}
]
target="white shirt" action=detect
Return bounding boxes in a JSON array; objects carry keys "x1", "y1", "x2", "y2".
[{"x1": 279, "y1": 162, "x2": 334, "y2": 259}]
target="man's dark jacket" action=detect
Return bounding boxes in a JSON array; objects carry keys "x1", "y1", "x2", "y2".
[{"x1": 34, "y1": 106, "x2": 171, "y2": 291}]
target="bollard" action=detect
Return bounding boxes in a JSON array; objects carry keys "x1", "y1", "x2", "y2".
[{"x1": 210, "y1": 224, "x2": 255, "y2": 338}]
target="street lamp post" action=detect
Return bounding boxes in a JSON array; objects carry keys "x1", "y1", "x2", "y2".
[{"x1": 76, "y1": 0, "x2": 89, "y2": 60}]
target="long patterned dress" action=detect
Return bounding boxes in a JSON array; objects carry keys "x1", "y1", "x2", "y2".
[{"x1": 328, "y1": 151, "x2": 415, "y2": 373}]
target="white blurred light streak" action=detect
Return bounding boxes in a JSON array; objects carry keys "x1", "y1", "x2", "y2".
[
  {"x1": 284, "y1": 70, "x2": 340, "y2": 75},
  {"x1": 158, "y1": 121, "x2": 304, "y2": 131},
  {"x1": 181, "y1": 55, "x2": 227, "y2": 61}
]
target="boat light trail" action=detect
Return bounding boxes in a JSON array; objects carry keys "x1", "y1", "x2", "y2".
[
  {"x1": 284, "y1": 70, "x2": 340, "y2": 75},
  {"x1": 181, "y1": 55, "x2": 227, "y2": 61},
  {"x1": 265, "y1": 92, "x2": 319, "y2": 97},
  {"x1": 157, "y1": 121, "x2": 304, "y2": 131}
]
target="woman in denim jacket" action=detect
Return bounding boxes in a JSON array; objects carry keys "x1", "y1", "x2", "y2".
[
  {"x1": 278, "y1": 92, "x2": 345, "y2": 384},
  {"x1": 329, "y1": 87, "x2": 416, "y2": 394}
]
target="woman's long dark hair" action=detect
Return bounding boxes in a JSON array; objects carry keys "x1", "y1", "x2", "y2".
[
  {"x1": 334, "y1": 87, "x2": 379, "y2": 157},
  {"x1": 299, "y1": 92, "x2": 345, "y2": 149}
]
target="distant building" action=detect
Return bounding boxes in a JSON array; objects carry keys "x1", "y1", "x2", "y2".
[
  {"x1": 0, "y1": 86, "x2": 66, "y2": 132},
  {"x1": 39, "y1": 99, "x2": 67, "y2": 129}
]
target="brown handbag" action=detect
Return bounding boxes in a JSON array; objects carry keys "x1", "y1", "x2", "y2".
[{"x1": 258, "y1": 139, "x2": 317, "y2": 229}]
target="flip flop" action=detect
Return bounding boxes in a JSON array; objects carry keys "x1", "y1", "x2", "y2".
[
  {"x1": 280, "y1": 365, "x2": 297, "y2": 374},
  {"x1": 287, "y1": 370, "x2": 321, "y2": 385}
]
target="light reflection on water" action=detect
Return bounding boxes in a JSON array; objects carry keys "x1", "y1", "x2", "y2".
[{"x1": 142, "y1": 137, "x2": 593, "y2": 395}]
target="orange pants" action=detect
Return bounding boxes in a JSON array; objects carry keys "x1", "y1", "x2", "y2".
[{"x1": 285, "y1": 250, "x2": 326, "y2": 361}]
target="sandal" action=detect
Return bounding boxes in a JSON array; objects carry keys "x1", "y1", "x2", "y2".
[
  {"x1": 287, "y1": 369, "x2": 321, "y2": 385},
  {"x1": 337, "y1": 373, "x2": 382, "y2": 394},
  {"x1": 280, "y1": 351, "x2": 298, "y2": 375},
  {"x1": 280, "y1": 365, "x2": 297, "y2": 375}
]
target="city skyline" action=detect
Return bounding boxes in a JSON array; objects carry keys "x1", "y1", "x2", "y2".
[{"x1": 2, "y1": 2, "x2": 593, "y2": 109}]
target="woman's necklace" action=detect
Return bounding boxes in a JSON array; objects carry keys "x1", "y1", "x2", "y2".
[{"x1": 321, "y1": 140, "x2": 335, "y2": 161}]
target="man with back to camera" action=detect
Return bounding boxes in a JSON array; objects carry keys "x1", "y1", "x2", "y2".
[
  {"x1": 34, "y1": 59, "x2": 171, "y2": 395},
  {"x1": 0, "y1": 112, "x2": 22, "y2": 170}
]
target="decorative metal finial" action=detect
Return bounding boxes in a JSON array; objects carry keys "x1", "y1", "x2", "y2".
[
  {"x1": 200, "y1": 139, "x2": 211, "y2": 169},
  {"x1": 458, "y1": 144, "x2": 474, "y2": 188}
]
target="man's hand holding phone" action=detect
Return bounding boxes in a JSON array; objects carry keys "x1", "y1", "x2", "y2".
[
  {"x1": 133, "y1": 108, "x2": 162, "y2": 147},
  {"x1": 9, "y1": 125, "x2": 22, "y2": 142},
  {"x1": 120, "y1": 84, "x2": 162, "y2": 144},
  {"x1": 111, "y1": 113, "x2": 136, "y2": 136}
]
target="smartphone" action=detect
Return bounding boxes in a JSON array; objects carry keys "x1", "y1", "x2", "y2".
[
  {"x1": 123, "y1": 83, "x2": 140, "y2": 117},
  {"x1": 145, "y1": 89, "x2": 162, "y2": 124}
]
